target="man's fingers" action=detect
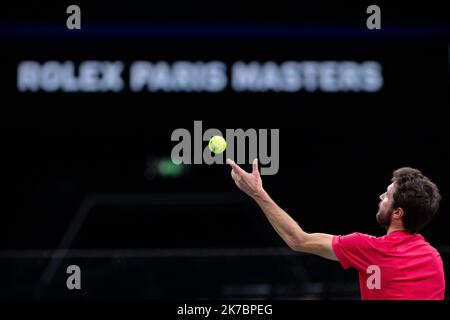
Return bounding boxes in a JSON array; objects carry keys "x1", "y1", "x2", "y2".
[
  {"x1": 252, "y1": 158, "x2": 259, "y2": 176},
  {"x1": 226, "y1": 159, "x2": 246, "y2": 175},
  {"x1": 226, "y1": 158, "x2": 238, "y2": 169}
]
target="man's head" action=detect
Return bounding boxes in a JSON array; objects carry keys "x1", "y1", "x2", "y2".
[{"x1": 376, "y1": 167, "x2": 441, "y2": 233}]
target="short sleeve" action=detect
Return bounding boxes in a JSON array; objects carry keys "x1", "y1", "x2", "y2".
[{"x1": 332, "y1": 232, "x2": 376, "y2": 271}]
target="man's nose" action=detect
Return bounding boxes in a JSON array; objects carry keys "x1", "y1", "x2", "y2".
[{"x1": 379, "y1": 193, "x2": 384, "y2": 200}]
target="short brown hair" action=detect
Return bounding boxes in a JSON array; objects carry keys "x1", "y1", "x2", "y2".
[{"x1": 391, "y1": 167, "x2": 441, "y2": 233}]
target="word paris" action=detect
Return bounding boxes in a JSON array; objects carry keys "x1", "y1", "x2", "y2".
[
  {"x1": 65, "y1": 5, "x2": 381, "y2": 30},
  {"x1": 171, "y1": 121, "x2": 279, "y2": 175}
]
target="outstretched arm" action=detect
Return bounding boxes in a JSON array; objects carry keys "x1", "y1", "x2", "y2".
[{"x1": 227, "y1": 159, "x2": 338, "y2": 261}]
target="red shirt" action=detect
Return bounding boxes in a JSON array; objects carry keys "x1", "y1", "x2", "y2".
[{"x1": 332, "y1": 231, "x2": 445, "y2": 300}]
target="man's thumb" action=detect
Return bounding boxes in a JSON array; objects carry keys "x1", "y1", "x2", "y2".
[{"x1": 252, "y1": 158, "x2": 259, "y2": 175}]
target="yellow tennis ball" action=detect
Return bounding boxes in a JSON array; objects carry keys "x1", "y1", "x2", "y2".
[{"x1": 208, "y1": 135, "x2": 227, "y2": 154}]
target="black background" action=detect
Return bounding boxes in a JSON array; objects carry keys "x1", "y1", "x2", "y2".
[{"x1": 0, "y1": 1, "x2": 449, "y2": 300}]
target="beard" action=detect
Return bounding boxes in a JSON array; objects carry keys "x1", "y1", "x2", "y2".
[{"x1": 376, "y1": 206, "x2": 394, "y2": 228}]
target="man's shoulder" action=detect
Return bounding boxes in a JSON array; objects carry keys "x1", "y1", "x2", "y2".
[
  {"x1": 342, "y1": 232, "x2": 380, "y2": 241},
  {"x1": 334, "y1": 232, "x2": 380, "y2": 247},
  {"x1": 414, "y1": 234, "x2": 442, "y2": 256}
]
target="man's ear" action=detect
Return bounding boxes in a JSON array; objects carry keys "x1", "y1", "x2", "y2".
[{"x1": 392, "y1": 207, "x2": 404, "y2": 220}]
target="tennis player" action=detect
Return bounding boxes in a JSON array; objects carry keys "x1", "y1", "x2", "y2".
[{"x1": 227, "y1": 159, "x2": 445, "y2": 300}]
